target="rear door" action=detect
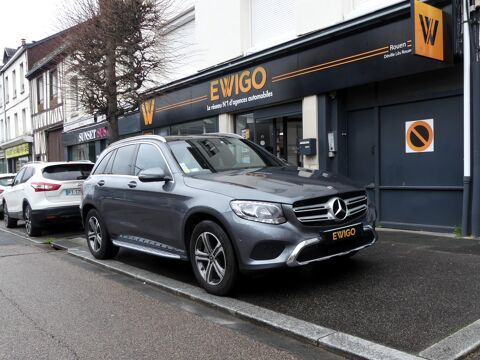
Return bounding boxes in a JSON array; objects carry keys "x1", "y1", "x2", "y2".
[
  {"x1": 41, "y1": 164, "x2": 94, "y2": 206},
  {"x1": 99, "y1": 144, "x2": 137, "y2": 238}
]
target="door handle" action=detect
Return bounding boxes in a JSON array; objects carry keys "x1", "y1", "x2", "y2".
[
  {"x1": 97, "y1": 180, "x2": 105, "y2": 186},
  {"x1": 128, "y1": 181, "x2": 137, "y2": 189}
]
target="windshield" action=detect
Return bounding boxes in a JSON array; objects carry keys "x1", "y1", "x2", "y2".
[{"x1": 168, "y1": 138, "x2": 284, "y2": 174}]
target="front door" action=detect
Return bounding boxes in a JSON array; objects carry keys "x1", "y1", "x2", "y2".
[{"x1": 125, "y1": 143, "x2": 183, "y2": 256}]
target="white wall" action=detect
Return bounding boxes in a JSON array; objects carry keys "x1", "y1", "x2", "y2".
[
  {"x1": 2, "y1": 49, "x2": 31, "y2": 141},
  {"x1": 162, "y1": 0, "x2": 406, "y2": 84}
]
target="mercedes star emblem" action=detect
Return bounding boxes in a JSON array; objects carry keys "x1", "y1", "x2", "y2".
[{"x1": 330, "y1": 197, "x2": 348, "y2": 220}]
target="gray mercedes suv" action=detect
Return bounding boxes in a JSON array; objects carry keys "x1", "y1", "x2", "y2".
[{"x1": 81, "y1": 133, "x2": 377, "y2": 295}]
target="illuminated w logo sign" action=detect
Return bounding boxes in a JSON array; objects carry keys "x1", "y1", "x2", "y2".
[
  {"x1": 419, "y1": 14, "x2": 439, "y2": 46},
  {"x1": 141, "y1": 99, "x2": 155, "y2": 126}
]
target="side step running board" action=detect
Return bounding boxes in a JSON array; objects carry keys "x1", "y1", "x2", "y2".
[{"x1": 112, "y1": 239, "x2": 182, "y2": 260}]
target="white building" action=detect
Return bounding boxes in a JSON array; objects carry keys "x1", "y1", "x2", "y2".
[{"x1": 0, "y1": 43, "x2": 32, "y2": 173}]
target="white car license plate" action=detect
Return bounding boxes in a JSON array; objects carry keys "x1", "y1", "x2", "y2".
[{"x1": 65, "y1": 189, "x2": 81, "y2": 196}]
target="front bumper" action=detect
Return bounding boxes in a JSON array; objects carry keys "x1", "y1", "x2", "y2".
[
  {"x1": 286, "y1": 225, "x2": 377, "y2": 267},
  {"x1": 223, "y1": 208, "x2": 377, "y2": 272}
]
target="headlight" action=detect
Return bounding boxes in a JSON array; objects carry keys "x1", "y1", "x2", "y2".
[{"x1": 230, "y1": 200, "x2": 286, "y2": 224}]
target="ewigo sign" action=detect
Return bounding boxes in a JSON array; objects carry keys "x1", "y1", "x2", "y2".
[
  {"x1": 141, "y1": 4, "x2": 451, "y2": 130},
  {"x1": 412, "y1": 0, "x2": 444, "y2": 61}
]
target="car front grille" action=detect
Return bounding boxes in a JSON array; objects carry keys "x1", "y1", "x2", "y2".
[{"x1": 292, "y1": 191, "x2": 368, "y2": 225}]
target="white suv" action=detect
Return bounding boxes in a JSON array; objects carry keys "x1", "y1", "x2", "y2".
[{"x1": 3, "y1": 162, "x2": 94, "y2": 236}]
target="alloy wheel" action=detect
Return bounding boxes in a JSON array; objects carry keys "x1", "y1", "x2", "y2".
[
  {"x1": 194, "y1": 232, "x2": 226, "y2": 286},
  {"x1": 24, "y1": 207, "x2": 32, "y2": 235},
  {"x1": 87, "y1": 216, "x2": 102, "y2": 252}
]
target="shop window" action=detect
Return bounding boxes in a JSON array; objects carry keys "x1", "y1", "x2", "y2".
[
  {"x1": 235, "y1": 113, "x2": 254, "y2": 140},
  {"x1": 154, "y1": 117, "x2": 218, "y2": 136},
  {"x1": 68, "y1": 142, "x2": 96, "y2": 162}
]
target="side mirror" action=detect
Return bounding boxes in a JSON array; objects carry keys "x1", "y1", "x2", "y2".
[{"x1": 138, "y1": 167, "x2": 172, "y2": 183}]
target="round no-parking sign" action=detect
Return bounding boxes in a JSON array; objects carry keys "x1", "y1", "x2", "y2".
[{"x1": 405, "y1": 119, "x2": 434, "y2": 153}]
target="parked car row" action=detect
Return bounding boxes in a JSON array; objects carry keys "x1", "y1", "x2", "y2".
[{"x1": 0, "y1": 133, "x2": 377, "y2": 296}]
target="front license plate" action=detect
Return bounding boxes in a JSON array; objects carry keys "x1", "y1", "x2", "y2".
[
  {"x1": 324, "y1": 223, "x2": 362, "y2": 242},
  {"x1": 65, "y1": 189, "x2": 81, "y2": 196}
]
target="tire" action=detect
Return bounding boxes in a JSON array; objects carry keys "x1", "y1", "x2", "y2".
[
  {"x1": 24, "y1": 204, "x2": 41, "y2": 237},
  {"x1": 3, "y1": 203, "x2": 17, "y2": 228},
  {"x1": 190, "y1": 220, "x2": 238, "y2": 296},
  {"x1": 85, "y1": 209, "x2": 118, "y2": 259}
]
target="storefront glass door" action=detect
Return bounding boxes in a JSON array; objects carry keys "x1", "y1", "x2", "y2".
[{"x1": 236, "y1": 113, "x2": 302, "y2": 166}]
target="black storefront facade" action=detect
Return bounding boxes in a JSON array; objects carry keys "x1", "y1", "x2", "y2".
[
  {"x1": 139, "y1": 1, "x2": 472, "y2": 234},
  {"x1": 62, "y1": 112, "x2": 142, "y2": 162}
]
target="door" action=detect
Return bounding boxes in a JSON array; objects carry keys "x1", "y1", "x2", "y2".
[
  {"x1": 8, "y1": 167, "x2": 34, "y2": 215},
  {"x1": 125, "y1": 143, "x2": 182, "y2": 253},
  {"x1": 99, "y1": 144, "x2": 137, "y2": 237},
  {"x1": 346, "y1": 108, "x2": 376, "y2": 202},
  {"x1": 47, "y1": 129, "x2": 64, "y2": 161}
]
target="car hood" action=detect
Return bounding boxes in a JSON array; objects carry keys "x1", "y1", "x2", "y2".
[{"x1": 183, "y1": 166, "x2": 363, "y2": 204}]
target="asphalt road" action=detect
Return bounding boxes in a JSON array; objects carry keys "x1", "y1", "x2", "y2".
[
  {"x1": 6, "y1": 221, "x2": 480, "y2": 355},
  {"x1": 0, "y1": 229, "x2": 343, "y2": 360}
]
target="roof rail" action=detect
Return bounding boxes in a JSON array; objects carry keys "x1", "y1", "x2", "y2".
[{"x1": 202, "y1": 132, "x2": 243, "y2": 138}]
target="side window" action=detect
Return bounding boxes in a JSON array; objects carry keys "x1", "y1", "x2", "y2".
[
  {"x1": 110, "y1": 145, "x2": 136, "y2": 175},
  {"x1": 21, "y1": 167, "x2": 35, "y2": 183},
  {"x1": 94, "y1": 151, "x2": 113, "y2": 175},
  {"x1": 13, "y1": 168, "x2": 26, "y2": 186},
  {"x1": 134, "y1": 144, "x2": 169, "y2": 176}
]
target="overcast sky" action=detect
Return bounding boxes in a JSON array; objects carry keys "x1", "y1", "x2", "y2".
[{"x1": 0, "y1": 0, "x2": 68, "y2": 63}]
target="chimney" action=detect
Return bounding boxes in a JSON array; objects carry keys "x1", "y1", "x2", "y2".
[{"x1": 21, "y1": 39, "x2": 26, "y2": 46}]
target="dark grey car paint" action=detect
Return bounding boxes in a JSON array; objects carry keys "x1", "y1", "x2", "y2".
[{"x1": 82, "y1": 135, "x2": 376, "y2": 272}]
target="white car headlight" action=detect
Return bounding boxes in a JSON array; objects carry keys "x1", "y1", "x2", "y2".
[{"x1": 230, "y1": 200, "x2": 286, "y2": 224}]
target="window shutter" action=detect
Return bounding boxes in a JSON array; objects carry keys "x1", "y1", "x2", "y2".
[{"x1": 251, "y1": 0, "x2": 296, "y2": 48}]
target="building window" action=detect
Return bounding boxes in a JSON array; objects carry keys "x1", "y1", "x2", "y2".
[
  {"x1": 37, "y1": 76, "x2": 44, "y2": 109},
  {"x1": 6, "y1": 117, "x2": 10, "y2": 140},
  {"x1": 14, "y1": 113, "x2": 18, "y2": 138},
  {"x1": 50, "y1": 68, "x2": 58, "y2": 100},
  {"x1": 12, "y1": 70, "x2": 17, "y2": 99},
  {"x1": 250, "y1": 0, "x2": 296, "y2": 51},
  {"x1": 22, "y1": 109, "x2": 26, "y2": 134},
  {"x1": 5, "y1": 76, "x2": 9, "y2": 102},
  {"x1": 19, "y1": 63, "x2": 24, "y2": 93},
  {"x1": 71, "y1": 76, "x2": 79, "y2": 112}
]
